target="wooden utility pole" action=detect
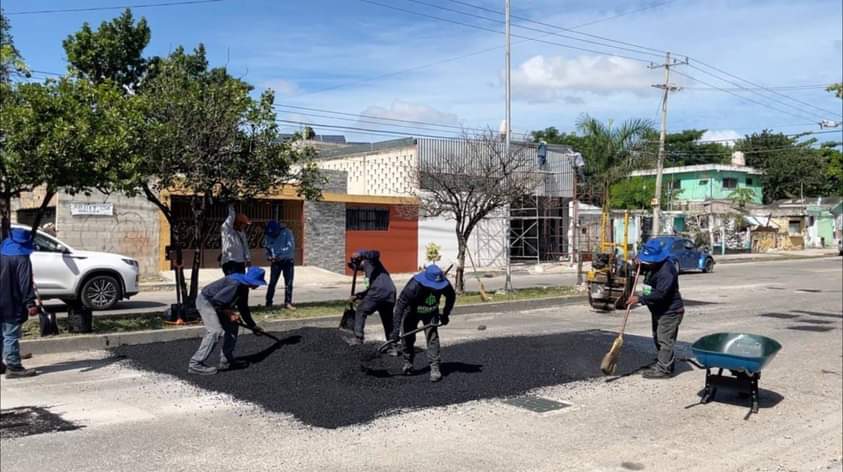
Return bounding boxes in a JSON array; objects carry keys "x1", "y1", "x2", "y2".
[{"x1": 649, "y1": 52, "x2": 687, "y2": 235}]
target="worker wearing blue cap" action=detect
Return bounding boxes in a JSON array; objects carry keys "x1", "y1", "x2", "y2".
[
  {"x1": 188, "y1": 266, "x2": 267, "y2": 375},
  {"x1": 628, "y1": 238, "x2": 685, "y2": 379},
  {"x1": 0, "y1": 228, "x2": 40, "y2": 378},
  {"x1": 393, "y1": 264, "x2": 456, "y2": 382}
]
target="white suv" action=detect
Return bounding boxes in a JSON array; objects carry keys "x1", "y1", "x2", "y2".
[{"x1": 14, "y1": 224, "x2": 140, "y2": 310}]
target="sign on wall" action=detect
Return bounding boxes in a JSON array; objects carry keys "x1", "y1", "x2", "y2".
[{"x1": 70, "y1": 202, "x2": 113, "y2": 216}]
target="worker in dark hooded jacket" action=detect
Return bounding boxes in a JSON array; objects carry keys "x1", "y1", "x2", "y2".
[
  {"x1": 393, "y1": 265, "x2": 456, "y2": 382},
  {"x1": 628, "y1": 238, "x2": 685, "y2": 379},
  {"x1": 348, "y1": 250, "x2": 397, "y2": 349},
  {"x1": 0, "y1": 228, "x2": 40, "y2": 378},
  {"x1": 188, "y1": 266, "x2": 266, "y2": 375}
]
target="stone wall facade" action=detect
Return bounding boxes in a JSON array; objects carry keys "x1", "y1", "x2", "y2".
[
  {"x1": 303, "y1": 201, "x2": 346, "y2": 273},
  {"x1": 56, "y1": 191, "x2": 161, "y2": 276}
]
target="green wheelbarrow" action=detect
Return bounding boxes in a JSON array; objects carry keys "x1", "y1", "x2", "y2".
[{"x1": 691, "y1": 332, "x2": 782, "y2": 416}]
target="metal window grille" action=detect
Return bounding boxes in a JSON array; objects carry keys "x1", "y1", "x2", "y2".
[
  {"x1": 346, "y1": 207, "x2": 389, "y2": 231},
  {"x1": 722, "y1": 177, "x2": 738, "y2": 189}
]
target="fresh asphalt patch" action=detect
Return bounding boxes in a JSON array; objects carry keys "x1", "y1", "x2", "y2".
[
  {"x1": 0, "y1": 406, "x2": 81, "y2": 439},
  {"x1": 115, "y1": 327, "x2": 654, "y2": 429}
]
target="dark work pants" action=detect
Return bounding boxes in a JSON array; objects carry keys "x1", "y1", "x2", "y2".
[
  {"x1": 354, "y1": 297, "x2": 395, "y2": 341},
  {"x1": 266, "y1": 259, "x2": 294, "y2": 306},
  {"x1": 220, "y1": 262, "x2": 250, "y2": 323},
  {"x1": 651, "y1": 311, "x2": 684, "y2": 374},
  {"x1": 402, "y1": 310, "x2": 440, "y2": 367}
]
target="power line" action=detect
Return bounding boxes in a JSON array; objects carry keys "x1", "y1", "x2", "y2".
[
  {"x1": 6, "y1": 0, "x2": 226, "y2": 16},
  {"x1": 684, "y1": 85, "x2": 833, "y2": 92},
  {"x1": 690, "y1": 59, "x2": 842, "y2": 118},
  {"x1": 274, "y1": 119, "x2": 464, "y2": 140},
  {"x1": 358, "y1": 0, "x2": 655, "y2": 63}
]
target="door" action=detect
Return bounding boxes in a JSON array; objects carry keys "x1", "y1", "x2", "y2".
[
  {"x1": 29, "y1": 232, "x2": 82, "y2": 296},
  {"x1": 681, "y1": 239, "x2": 699, "y2": 269}
]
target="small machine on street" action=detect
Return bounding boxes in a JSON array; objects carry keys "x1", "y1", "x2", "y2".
[
  {"x1": 691, "y1": 332, "x2": 782, "y2": 416},
  {"x1": 587, "y1": 209, "x2": 636, "y2": 311}
]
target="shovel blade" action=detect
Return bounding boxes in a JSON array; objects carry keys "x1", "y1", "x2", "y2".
[{"x1": 339, "y1": 306, "x2": 356, "y2": 331}]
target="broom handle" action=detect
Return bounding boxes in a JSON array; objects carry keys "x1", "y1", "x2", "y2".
[{"x1": 616, "y1": 265, "x2": 642, "y2": 337}]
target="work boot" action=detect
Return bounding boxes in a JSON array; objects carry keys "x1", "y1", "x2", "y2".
[
  {"x1": 348, "y1": 336, "x2": 364, "y2": 346},
  {"x1": 402, "y1": 361, "x2": 414, "y2": 376},
  {"x1": 187, "y1": 364, "x2": 218, "y2": 376},
  {"x1": 429, "y1": 364, "x2": 442, "y2": 383},
  {"x1": 642, "y1": 369, "x2": 672, "y2": 379},
  {"x1": 386, "y1": 344, "x2": 401, "y2": 357},
  {"x1": 218, "y1": 359, "x2": 249, "y2": 371},
  {"x1": 285, "y1": 304, "x2": 296, "y2": 311},
  {"x1": 4, "y1": 366, "x2": 38, "y2": 379},
  {"x1": 0, "y1": 362, "x2": 5, "y2": 375},
  {"x1": 265, "y1": 301, "x2": 274, "y2": 308}
]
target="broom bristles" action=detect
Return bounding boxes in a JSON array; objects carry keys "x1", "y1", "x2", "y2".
[{"x1": 600, "y1": 335, "x2": 624, "y2": 375}]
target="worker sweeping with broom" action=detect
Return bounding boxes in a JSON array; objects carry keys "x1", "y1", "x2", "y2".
[{"x1": 625, "y1": 238, "x2": 685, "y2": 379}]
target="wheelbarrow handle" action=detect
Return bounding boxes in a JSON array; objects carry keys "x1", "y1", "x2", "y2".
[{"x1": 377, "y1": 323, "x2": 442, "y2": 353}]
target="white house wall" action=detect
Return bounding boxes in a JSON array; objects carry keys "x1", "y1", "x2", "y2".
[
  {"x1": 418, "y1": 212, "x2": 507, "y2": 270},
  {"x1": 318, "y1": 147, "x2": 418, "y2": 196}
]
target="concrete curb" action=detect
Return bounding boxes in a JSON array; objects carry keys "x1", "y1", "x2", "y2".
[
  {"x1": 715, "y1": 254, "x2": 839, "y2": 265},
  {"x1": 21, "y1": 296, "x2": 587, "y2": 355}
]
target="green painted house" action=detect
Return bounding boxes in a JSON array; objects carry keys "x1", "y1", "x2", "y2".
[{"x1": 630, "y1": 164, "x2": 764, "y2": 204}]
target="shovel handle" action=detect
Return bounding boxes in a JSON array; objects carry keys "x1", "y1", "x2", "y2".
[
  {"x1": 377, "y1": 323, "x2": 442, "y2": 353},
  {"x1": 236, "y1": 321, "x2": 282, "y2": 343}
]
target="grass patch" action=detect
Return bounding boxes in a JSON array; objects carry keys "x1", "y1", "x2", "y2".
[{"x1": 22, "y1": 286, "x2": 577, "y2": 339}]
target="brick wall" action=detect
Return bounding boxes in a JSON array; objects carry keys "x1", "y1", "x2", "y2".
[
  {"x1": 55, "y1": 190, "x2": 161, "y2": 276},
  {"x1": 303, "y1": 201, "x2": 346, "y2": 273}
]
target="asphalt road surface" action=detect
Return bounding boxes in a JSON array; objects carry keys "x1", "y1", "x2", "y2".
[{"x1": 2, "y1": 257, "x2": 841, "y2": 471}]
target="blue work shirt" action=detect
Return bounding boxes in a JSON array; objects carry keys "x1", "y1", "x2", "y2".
[{"x1": 264, "y1": 227, "x2": 295, "y2": 262}]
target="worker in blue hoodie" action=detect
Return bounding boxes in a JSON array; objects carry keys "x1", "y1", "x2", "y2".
[
  {"x1": 348, "y1": 250, "x2": 397, "y2": 349},
  {"x1": 0, "y1": 228, "x2": 39, "y2": 378},
  {"x1": 627, "y1": 238, "x2": 685, "y2": 379},
  {"x1": 264, "y1": 220, "x2": 296, "y2": 309},
  {"x1": 188, "y1": 266, "x2": 266, "y2": 375}
]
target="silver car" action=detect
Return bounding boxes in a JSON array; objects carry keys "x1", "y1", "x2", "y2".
[{"x1": 15, "y1": 224, "x2": 140, "y2": 310}]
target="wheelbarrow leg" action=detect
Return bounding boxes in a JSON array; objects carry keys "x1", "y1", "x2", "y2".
[
  {"x1": 701, "y1": 368, "x2": 717, "y2": 404},
  {"x1": 750, "y1": 373, "x2": 760, "y2": 414}
]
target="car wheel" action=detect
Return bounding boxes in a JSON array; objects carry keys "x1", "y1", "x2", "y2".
[
  {"x1": 80, "y1": 275, "x2": 121, "y2": 310},
  {"x1": 702, "y1": 258, "x2": 714, "y2": 273},
  {"x1": 674, "y1": 260, "x2": 681, "y2": 274}
]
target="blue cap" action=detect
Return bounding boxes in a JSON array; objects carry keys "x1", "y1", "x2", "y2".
[
  {"x1": 265, "y1": 220, "x2": 281, "y2": 237},
  {"x1": 414, "y1": 265, "x2": 449, "y2": 290},
  {"x1": 639, "y1": 238, "x2": 671, "y2": 264},
  {"x1": 1, "y1": 228, "x2": 34, "y2": 256},
  {"x1": 229, "y1": 267, "x2": 267, "y2": 287}
]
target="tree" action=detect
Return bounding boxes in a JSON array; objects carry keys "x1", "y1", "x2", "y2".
[
  {"x1": 827, "y1": 83, "x2": 843, "y2": 99},
  {"x1": 0, "y1": 9, "x2": 29, "y2": 83},
  {"x1": 736, "y1": 130, "x2": 829, "y2": 203},
  {"x1": 728, "y1": 188, "x2": 756, "y2": 208},
  {"x1": 63, "y1": 9, "x2": 151, "y2": 92},
  {"x1": 1, "y1": 78, "x2": 144, "y2": 238},
  {"x1": 653, "y1": 129, "x2": 731, "y2": 166},
  {"x1": 609, "y1": 177, "x2": 655, "y2": 210},
  {"x1": 416, "y1": 131, "x2": 542, "y2": 292},
  {"x1": 575, "y1": 115, "x2": 655, "y2": 206}
]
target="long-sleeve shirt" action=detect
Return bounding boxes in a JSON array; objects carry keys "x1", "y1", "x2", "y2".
[
  {"x1": 0, "y1": 254, "x2": 36, "y2": 323},
  {"x1": 353, "y1": 250, "x2": 396, "y2": 303},
  {"x1": 639, "y1": 260, "x2": 684, "y2": 316},
  {"x1": 264, "y1": 227, "x2": 295, "y2": 261},
  {"x1": 200, "y1": 276, "x2": 256, "y2": 328},
  {"x1": 394, "y1": 278, "x2": 456, "y2": 323},
  {"x1": 220, "y1": 205, "x2": 250, "y2": 265}
]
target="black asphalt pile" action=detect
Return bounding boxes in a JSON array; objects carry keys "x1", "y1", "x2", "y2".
[
  {"x1": 0, "y1": 406, "x2": 81, "y2": 439},
  {"x1": 115, "y1": 327, "x2": 654, "y2": 429}
]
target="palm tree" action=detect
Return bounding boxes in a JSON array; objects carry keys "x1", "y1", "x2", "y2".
[{"x1": 575, "y1": 115, "x2": 655, "y2": 205}]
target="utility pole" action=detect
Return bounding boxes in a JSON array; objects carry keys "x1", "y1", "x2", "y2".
[
  {"x1": 504, "y1": 0, "x2": 513, "y2": 292},
  {"x1": 649, "y1": 52, "x2": 686, "y2": 235}
]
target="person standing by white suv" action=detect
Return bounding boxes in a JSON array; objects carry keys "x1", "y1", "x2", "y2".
[{"x1": 0, "y1": 228, "x2": 40, "y2": 378}]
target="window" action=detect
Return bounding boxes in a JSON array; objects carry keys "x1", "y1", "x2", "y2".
[
  {"x1": 788, "y1": 220, "x2": 801, "y2": 236},
  {"x1": 698, "y1": 179, "x2": 709, "y2": 186},
  {"x1": 33, "y1": 233, "x2": 65, "y2": 253},
  {"x1": 746, "y1": 177, "x2": 753, "y2": 186},
  {"x1": 671, "y1": 240, "x2": 685, "y2": 252},
  {"x1": 346, "y1": 207, "x2": 389, "y2": 231},
  {"x1": 722, "y1": 177, "x2": 738, "y2": 189}
]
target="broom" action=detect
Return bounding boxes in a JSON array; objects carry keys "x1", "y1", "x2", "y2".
[{"x1": 600, "y1": 264, "x2": 642, "y2": 375}]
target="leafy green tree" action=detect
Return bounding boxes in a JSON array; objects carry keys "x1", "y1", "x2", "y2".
[
  {"x1": 63, "y1": 9, "x2": 151, "y2": 92},
  {"x1": 727, "y1": 188, "x2": 756, "y2": 208},
  {"x1": 827, "y1": 83, "x2": 843, "y2": 99},
  {"x1": 1, "y1": 79, "x2": 144, "y2": 238},
  {"x1": 0, "y1": 9, "x2": 29, "y2": 83},
  {"x1": 736, "y1": 130, "x2": 829, "y2": 203},
  {"x1": 609, "y1": 177, "x2": 654, "y2": 209},
  {"x1": 653, "y1": 129, "x2": 731, "y2": 166}
]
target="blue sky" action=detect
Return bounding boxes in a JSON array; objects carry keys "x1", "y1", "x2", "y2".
[{"x1": 6, "y1": 0, "x2": 843, "y2": 143}]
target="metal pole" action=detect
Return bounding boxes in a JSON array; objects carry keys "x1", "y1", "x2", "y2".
[{"x1": 504, "y1": 0, "x2": 513, "y2": 292}]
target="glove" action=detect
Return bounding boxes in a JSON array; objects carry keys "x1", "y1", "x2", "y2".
[
  {"x1": 27, "y1": 305, "x2": 40, "y2": 318},
  {"x1": 224, "y1": 310, "x2": 241, "y2": 323},
  {"x1": 348, "y1": 296, "x2": 359, "y2": 304},
  {"x1": 438, "y1": 315, "x2": 449, "y2": 326}
]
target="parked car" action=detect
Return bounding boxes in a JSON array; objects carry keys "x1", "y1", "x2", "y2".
[
  {"x1": 12, "y1": 224, "x2": 140, "y2": 310},
  {"x1": 646, "y1": 235, "x2": 715, "y2": 273}
]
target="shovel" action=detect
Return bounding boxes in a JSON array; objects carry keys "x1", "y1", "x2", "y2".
[
  {"x1": 376, "y1": 323, "x2": 442, "y2": 354},
  {"x1": 236, "y1": 321, "x2": 283, "y2": 344},
  {"x1": 339, "y1": 263, "x2": 359, "y2": 331}
]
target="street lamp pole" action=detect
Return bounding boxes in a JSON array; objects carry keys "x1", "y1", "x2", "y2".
[{"x1": 504, "y1": 0, "x2": 513, "y2": 292}]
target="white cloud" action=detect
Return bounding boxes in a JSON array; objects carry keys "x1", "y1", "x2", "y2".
[
  {"x1": 700, "y1": 129, "x2": 741, "y2": 146},
  {"x1": 262, "y1": 79, "x2": 300, "y2": 96},
  {"x1": 359, "y1": 100, "x2": 462, "y2": 130},
  {"x1": 510, "y1": 55, "x2": 658, "y2": 103}
]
